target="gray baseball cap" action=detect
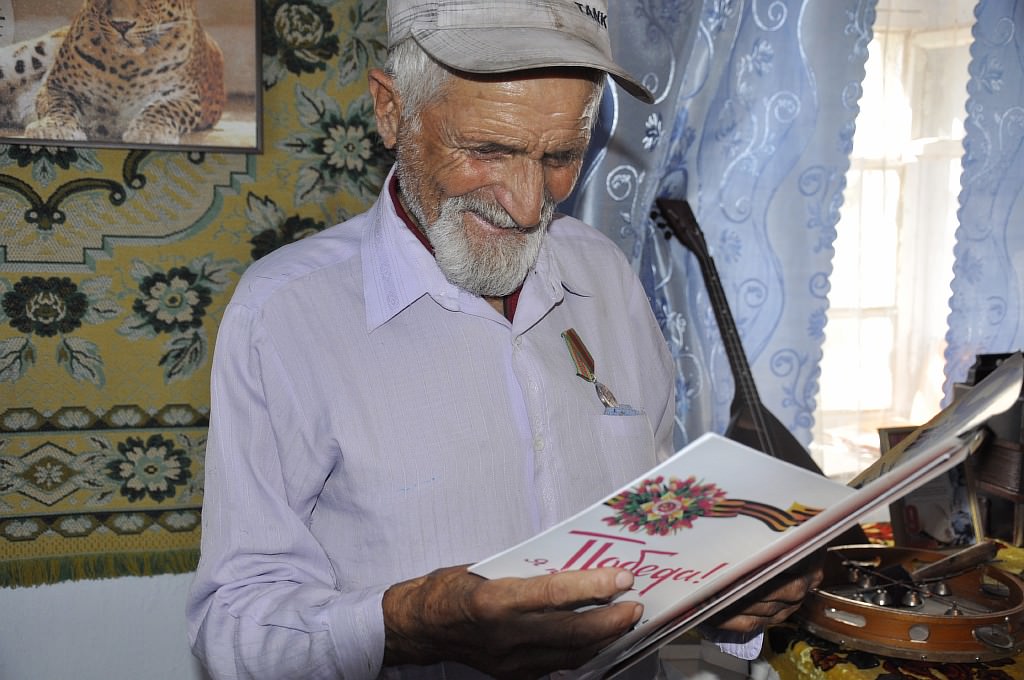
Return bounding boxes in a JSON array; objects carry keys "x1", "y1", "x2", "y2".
[{"x1": 387, "y1": 0, "x2": 654, "y2": 103}]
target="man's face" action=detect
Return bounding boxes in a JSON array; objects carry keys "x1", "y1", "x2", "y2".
[{"x1": 392, "y1": 73, "x2": 595, "y2": 297}]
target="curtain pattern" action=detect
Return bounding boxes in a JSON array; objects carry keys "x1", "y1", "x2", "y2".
[
  {"x1": 945, "y1": 0, "x2": 1024, "y2": 396},
  {"x1": 569, "y1": 0, "x2": 876, "y2": 449}
]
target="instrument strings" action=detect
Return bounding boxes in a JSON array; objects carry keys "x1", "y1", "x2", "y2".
[{"x1": 835, "y1": 551, "x2": 993, "y2": 615}]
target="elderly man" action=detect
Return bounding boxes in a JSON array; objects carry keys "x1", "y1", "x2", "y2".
[{"x1": 187, "y1": 1, "x2": 820, "y2": 678}]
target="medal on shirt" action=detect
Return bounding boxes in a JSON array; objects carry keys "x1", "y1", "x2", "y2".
[{"x1": 561, "y1": 328, "x2": 641, "y2": 415}]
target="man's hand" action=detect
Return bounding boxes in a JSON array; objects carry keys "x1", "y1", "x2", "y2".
[
  {"x1": 382, "y1": 566, "x2": 642, "y2": 679},
  {"x1": 706, "y1": 558, "x2": 824, "y2": 634}
]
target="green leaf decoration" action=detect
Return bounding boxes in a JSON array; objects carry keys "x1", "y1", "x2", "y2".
[
  {"x1": 159, "y1": 329, "x2": 207, "y2": 384},
  {"x1": 56, "y1": 336, "x2": 105, "y2": 385}
]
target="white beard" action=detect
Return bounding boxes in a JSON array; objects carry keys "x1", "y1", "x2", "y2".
[{"x1": 397, "y1": 168, "x2": 555, "y2": 297}]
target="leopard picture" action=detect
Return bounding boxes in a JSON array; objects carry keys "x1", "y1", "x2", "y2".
[{"x1": 0, "y1": 0, "x2": 226, "y2": 146}]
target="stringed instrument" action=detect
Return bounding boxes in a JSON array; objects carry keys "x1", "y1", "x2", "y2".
[
  {"x1": 652, "y1": 199, "x2": 1024, "y2": 659},
  {"x1": 798, "y1": 542, "x2": 1024, "y2": 661},
  {"x1": 653, "y1": 198, "x2": 868, "y2": 544},
  {"x1": 654, "y1": 199, "x2": 823, "y2": 472}
]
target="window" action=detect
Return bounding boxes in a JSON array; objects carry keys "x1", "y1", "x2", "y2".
[{"x1": 812, "y1": 0, "x2": 975, "y2": 482}]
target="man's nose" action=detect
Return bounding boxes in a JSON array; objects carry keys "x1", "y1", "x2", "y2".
[{"x1": 494, "y1": 158, "x2": 546, "y2": 228}]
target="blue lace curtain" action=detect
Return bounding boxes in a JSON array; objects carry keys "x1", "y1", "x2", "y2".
[
  {"x1": 566, "y1": 0, "x2": 876, "y2": 450},
  {"x1": 944, "y1": 0, "x2": 1024, "y2": 395}
]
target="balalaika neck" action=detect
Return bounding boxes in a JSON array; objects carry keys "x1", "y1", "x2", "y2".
[{"x1": 689, "y1": 237, "x2": 765, "y2": 415}]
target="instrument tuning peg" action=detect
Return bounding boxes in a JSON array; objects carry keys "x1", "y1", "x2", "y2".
[
  {"x1": 872, "y1": 588, "x2": 892, "y2": 607},
  {"x1": 930, "y1": 581, "x2": 951, "y2": 596},
  {"x1": 945, "y1": 602, "x2": 963, "y2": 616},
  {"x1": 648, "y1": 209, "x2": 673, "y2": 240}
]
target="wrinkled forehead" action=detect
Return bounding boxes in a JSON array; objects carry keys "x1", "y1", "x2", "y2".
[{"x1": 420, "y1": 74, "x2": 597, "y2": 150}]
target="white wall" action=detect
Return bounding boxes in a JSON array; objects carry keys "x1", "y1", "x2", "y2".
[{"x1": 0, "y1": 573, "x2": 209, "y2": 680}]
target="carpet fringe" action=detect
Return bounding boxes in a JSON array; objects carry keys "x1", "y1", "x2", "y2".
[{"x1": 0, "y1": 549, "x2": 199, "y2": 588}]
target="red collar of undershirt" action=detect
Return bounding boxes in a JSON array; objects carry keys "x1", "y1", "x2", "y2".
[{"x1": 388, "y1": 175, "x2": 521, "y2": 321}]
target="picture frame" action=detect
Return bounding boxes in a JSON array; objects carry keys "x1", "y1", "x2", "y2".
[
  {"x1": 0, "y1": 0, "x2": 261, "y2": 153},
  {"x1": 881, "y1": 425, "x2": 980, "y2": 548}
]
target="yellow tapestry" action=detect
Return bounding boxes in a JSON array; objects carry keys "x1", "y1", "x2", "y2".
[{"x1": 0, "y1": 0, "x2": 392, "y2": 587}]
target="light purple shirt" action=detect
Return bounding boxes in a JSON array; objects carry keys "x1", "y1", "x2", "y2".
[{"x1": 186, "y1": 172, "x2": 681, "y2": 678}]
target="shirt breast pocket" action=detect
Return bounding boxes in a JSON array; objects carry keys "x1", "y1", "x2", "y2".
[{"x1": 587, "y1": 410, "x2": 658, "y2": 491}]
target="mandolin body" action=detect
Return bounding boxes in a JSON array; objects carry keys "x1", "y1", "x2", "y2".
[{"x1": 727, "y1": 401, "x2": 820, "y2": 473}]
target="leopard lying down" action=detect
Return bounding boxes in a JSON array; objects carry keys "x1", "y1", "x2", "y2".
[{"x1": 0, "y1": 0, "x2": 225, "y2": 145}]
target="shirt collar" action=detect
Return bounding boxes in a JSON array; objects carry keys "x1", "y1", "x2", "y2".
[
  {"x1": 361, "y1": 167, "x2": 448, "y2": 331},
  {"x1": 388, "y1": 174, "x2": 435, "y2": 254}
]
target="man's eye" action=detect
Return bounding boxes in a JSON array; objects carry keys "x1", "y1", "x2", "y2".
[
  {"x1": 545, "y1": 153, "x2": 582, "y2": 168},
  {"x1": 469, "y1": 146, "x2": 509, "y2": 159}
]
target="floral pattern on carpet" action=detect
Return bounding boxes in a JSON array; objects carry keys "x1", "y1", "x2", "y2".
[{"x1": 0, "y1": 0, "x2": 392, "y2": 587}]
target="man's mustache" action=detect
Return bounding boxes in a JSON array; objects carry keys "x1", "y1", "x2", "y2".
[{"x1": 451, "y1": 195, "x2": 555, "y2": 233}]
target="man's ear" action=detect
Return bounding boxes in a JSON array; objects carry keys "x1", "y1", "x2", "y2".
[{"x1": 368, "y1": 68, "x2": 401, "y2": 150}]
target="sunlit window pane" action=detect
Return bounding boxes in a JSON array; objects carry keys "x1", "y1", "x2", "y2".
[
  {"x1": 819, "y1": 316, "x2": 894, "y2": 412},
  {"x1": 812, "y1": 0, "x2": 972, "y2": 480}
]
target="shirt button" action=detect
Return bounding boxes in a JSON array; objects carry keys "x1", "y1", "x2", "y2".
[
  {"x1": 533, "y1": 436, "x2": 545, "y2": 451},
  {"x1": 514, "y1": 336, "x2": 524, "y2": 348}
]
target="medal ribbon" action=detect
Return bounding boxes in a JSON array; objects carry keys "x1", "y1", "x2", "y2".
[{"x1": 561, "y1": 328, "x2": 596, "y2": 383}]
